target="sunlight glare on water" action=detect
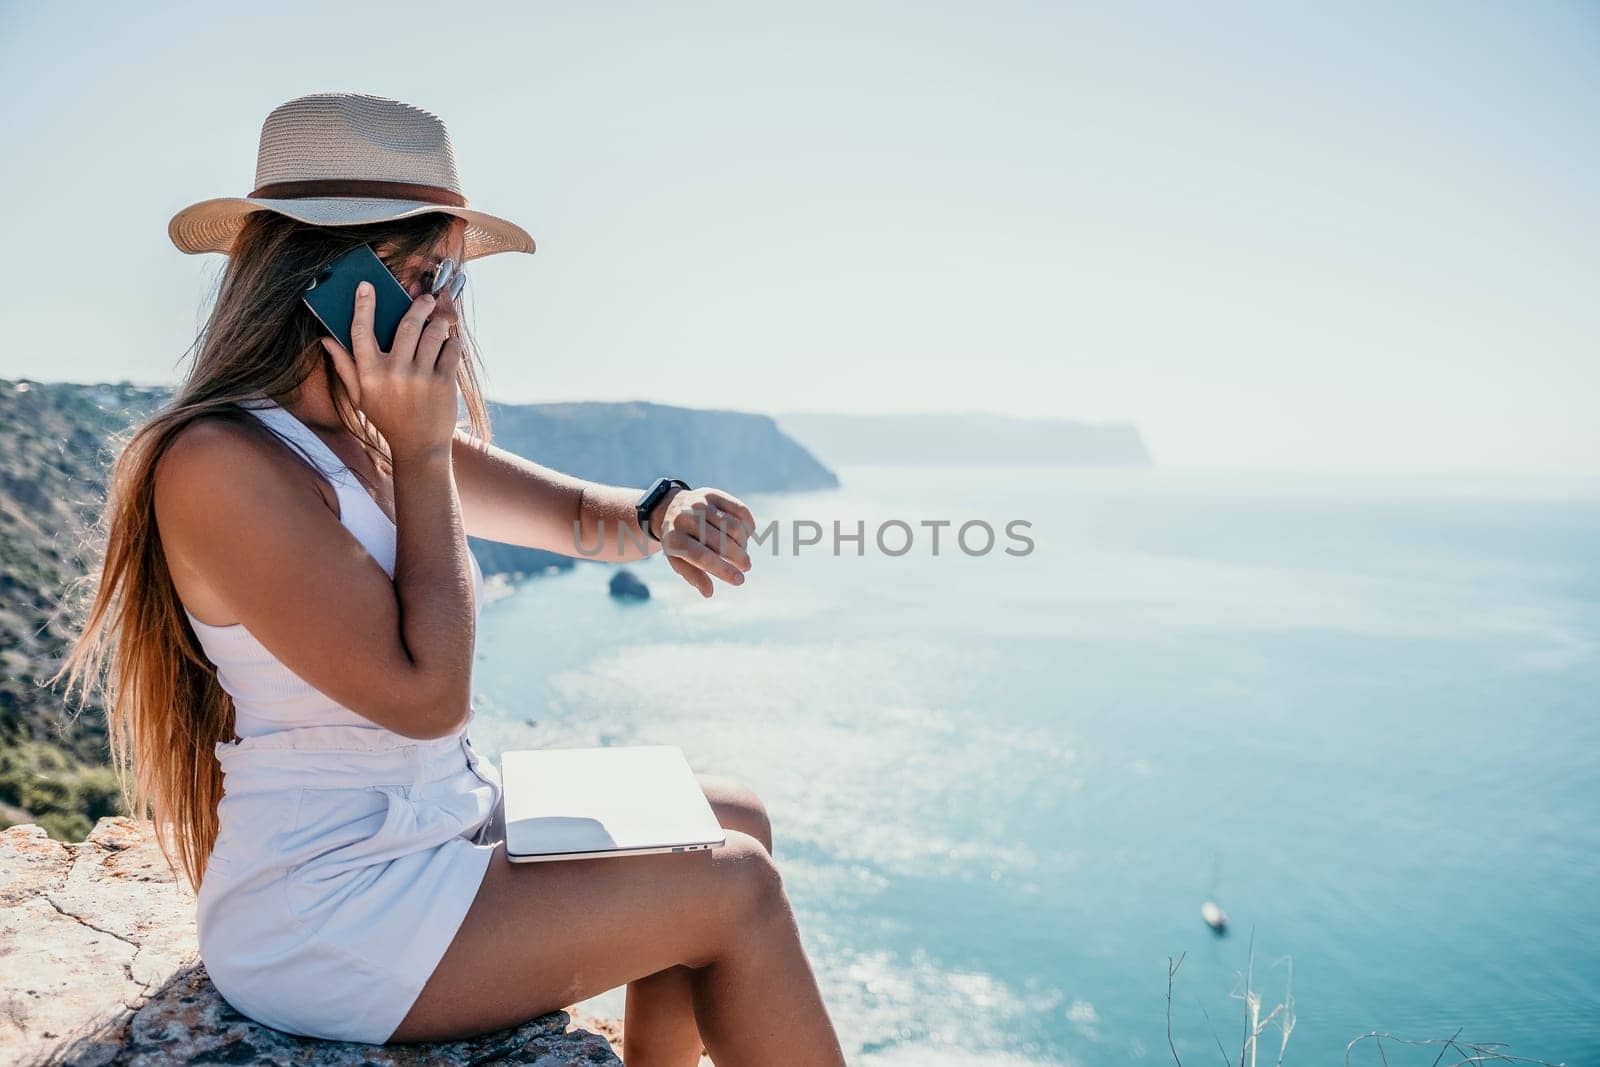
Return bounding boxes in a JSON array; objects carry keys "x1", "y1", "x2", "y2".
[{"x1": 472, "y1": 466, "x2": 1600, "y2": 1065}]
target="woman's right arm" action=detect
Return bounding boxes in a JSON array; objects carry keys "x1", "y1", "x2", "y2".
[{"x1": 374, "y1": 435, "x2": 477, "y2": 738}]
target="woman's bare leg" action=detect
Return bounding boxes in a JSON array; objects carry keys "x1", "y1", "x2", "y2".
[
  {"x1": 390, "y1": 822, "x2": 842, "y2": 1065},
  {"x1": 624, "y1": 774, "x2": 776, "y2": 1066}
]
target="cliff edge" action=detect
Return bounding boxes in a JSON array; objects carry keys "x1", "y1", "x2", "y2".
[{"x1": 0, "y1": 817, "x2": 621, "y2": 1066}]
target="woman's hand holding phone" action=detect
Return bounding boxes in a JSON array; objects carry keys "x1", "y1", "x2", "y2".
[{"x1": 321, "y1": 282, "x2": 462, "y2": 461}]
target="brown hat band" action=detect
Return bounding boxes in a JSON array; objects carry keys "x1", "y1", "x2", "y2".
[{"x1": 248, "y1": 179, "x2": 468, "y2": 208}]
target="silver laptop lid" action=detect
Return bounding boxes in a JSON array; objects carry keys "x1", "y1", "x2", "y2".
[{"x1": 502, "y1": 745, "x2": 727, "y2": 860}]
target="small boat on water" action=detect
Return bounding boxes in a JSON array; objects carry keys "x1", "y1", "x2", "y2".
[{"x1": 1201, "y1": 899, "x2": 1229, "y2": 933}]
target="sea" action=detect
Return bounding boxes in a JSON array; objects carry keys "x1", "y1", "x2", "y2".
[{"x1": 465, "y1": 465, "x2": 1600, "y2": 1066}]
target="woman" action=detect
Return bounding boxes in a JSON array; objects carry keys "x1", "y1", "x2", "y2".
[{"x1": 57, "y1": 92, "x2": 846, "y2": 1066}]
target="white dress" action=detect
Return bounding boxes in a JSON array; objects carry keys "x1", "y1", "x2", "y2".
[{"x1": 186, "y1": 396, "x2": 503, "y2": 1044}]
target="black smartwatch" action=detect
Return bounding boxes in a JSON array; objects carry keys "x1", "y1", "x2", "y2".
[{"x1": 635, "y1": 477, "x2": 690, "y2": 542}]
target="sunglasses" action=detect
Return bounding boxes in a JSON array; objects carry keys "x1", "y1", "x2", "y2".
[{"x1": 420, "y1": 257, "x2": 468, "y2": 302}]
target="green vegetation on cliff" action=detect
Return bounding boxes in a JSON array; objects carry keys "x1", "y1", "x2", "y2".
[{"x1": 0, "y1": 381, "x2": 165, "y2": 838}]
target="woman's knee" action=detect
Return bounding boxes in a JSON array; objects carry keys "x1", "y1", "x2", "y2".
[
  {"x1": 700, "y1": 773, "x2": 774, "y2": 855},
  {"x1": 707, "y1": 829, "x2": 787, "y2": 928}
]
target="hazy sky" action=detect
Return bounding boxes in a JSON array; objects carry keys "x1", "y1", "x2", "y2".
[{"x1": 1, "y1": 1, "x2": 1595, "y2": 470}]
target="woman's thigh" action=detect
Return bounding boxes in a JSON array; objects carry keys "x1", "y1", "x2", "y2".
[{"x1": 389, "y1": 828, "x2": 784, "y2": 1044}]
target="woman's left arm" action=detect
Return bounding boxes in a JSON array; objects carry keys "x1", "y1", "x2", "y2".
[{"x1": 450, "y1": 431, "x2": 755, "y2": 597}]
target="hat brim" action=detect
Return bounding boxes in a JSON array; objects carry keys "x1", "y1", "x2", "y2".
[{"x1": 168, "y1": 196, "x2": 536, "y2": 262}]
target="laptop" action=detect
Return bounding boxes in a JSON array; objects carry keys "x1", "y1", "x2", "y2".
[{"x1": 501, "y1": 744, "x2": 728, "y2": 863}]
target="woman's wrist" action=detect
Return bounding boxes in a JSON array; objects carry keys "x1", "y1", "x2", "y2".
[
  {"x1": 648, "y1": 486, "x2": 684, "y2": 541},
  {"x1": 391, "y1": 441, "x2": 455, "y2": 468}
]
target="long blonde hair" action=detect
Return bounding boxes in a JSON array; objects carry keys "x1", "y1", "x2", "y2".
[{"x1": 53, "y1": 210, "x2": 492, "y2": 891}]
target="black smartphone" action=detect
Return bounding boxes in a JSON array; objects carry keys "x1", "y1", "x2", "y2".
[{"x1": 302, "y1": 244, "x2": 414, "y2": 355}]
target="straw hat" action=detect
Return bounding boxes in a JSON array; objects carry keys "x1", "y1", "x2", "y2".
[{"x1": 168, "y1": 92, "x2": 535, "y2": 261}]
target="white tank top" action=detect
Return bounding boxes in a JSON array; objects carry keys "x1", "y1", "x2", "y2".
[{"x1": 183, "y1": 396, "x2": 484, "y2": 739}]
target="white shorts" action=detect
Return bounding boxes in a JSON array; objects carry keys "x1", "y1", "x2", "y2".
[{"x1": 197, "y1": 722, "x2": 504, "y2": 1044}]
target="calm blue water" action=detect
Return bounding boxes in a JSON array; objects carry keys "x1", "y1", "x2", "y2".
[{"x1": 469, "y1": 466, "x2": 1600, "y2": 1066}]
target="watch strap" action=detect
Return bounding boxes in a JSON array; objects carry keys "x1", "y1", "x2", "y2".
[{"x1": 636, "y1": 477, "x2": 691, "y2": 542}]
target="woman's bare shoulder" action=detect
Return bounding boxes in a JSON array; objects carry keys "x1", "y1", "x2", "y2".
[{"x1": 153, "y1": 413, "x2": 331, "y2": 535}]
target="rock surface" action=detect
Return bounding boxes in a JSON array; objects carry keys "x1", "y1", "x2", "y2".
[
  {"x1": 0, "y1": 818, "x2": 622, "y2": 1066},
  {"x1": 608, "y1": 570, "x2": 651, "y2": 601}
]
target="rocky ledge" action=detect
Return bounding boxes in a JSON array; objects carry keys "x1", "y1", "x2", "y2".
[{"x1": 0, "y1": 818, "x2": 621, "y2": 1065}]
